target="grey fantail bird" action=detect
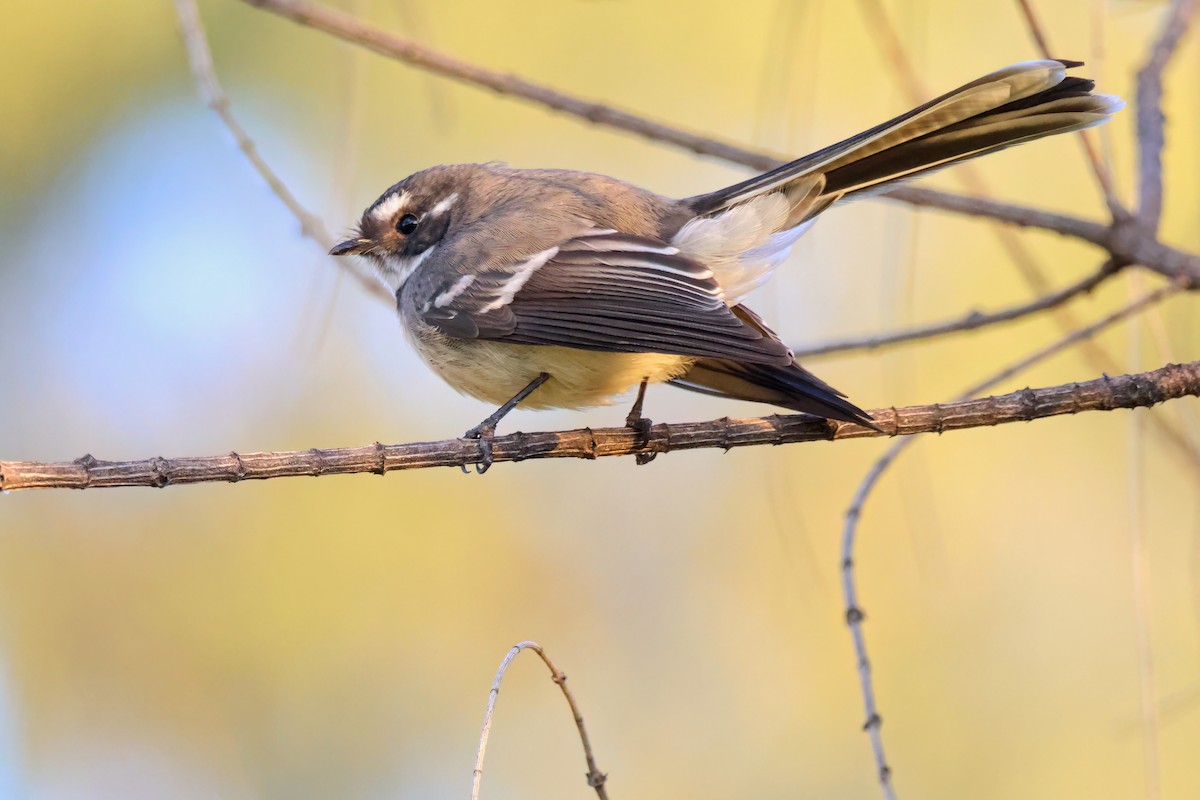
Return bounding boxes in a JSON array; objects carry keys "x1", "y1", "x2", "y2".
[{"x1": 332, "y1": 60, "x2": 1122, "y2": 471}]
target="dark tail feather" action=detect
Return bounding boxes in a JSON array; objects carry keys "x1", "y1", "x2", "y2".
[
  {"x1": 685, "y1": 60, "x2": 1122, "y2": 219},
  {"x1": 670, "y1": 358, "x2": 878, "y2": 430}
]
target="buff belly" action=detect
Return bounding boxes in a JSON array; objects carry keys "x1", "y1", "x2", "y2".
[{"x1": 409, "y1": 327, "x2": 694, "y2": 410}]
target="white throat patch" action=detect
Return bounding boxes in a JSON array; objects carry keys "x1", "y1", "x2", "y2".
[{"x1": 376, "y1": 245, "x2": 437, "y2": 294}]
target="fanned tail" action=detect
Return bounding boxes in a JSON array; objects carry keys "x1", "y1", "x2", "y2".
[{"x1": 685, "y1": 60, "x2": 1123, "y2": 223}]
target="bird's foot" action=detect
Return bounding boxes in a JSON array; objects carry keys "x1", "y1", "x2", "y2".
[
  {"x1": 624, "y1": 408, "x2": 653, "y2": 448},
  {"x1": 625, "y1": 379, "x2": 656, "y2": 465},
  {"x1": 458, "y1": 373, "x2": 551, "y2": 474},
  {"x1": 461, "y1": 423, "x2": 497, "y2": 474}
]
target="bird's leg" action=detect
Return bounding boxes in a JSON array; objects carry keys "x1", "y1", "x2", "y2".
[
  {"x1": 624, "y1": 378, "x2": 656, "y2": 463},
  {"x1": 461, "y1": 372, "x2": 550, "y2": 474}
]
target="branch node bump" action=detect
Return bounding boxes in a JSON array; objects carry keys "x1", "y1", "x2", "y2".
[
  {"x1": 150, "y1": 457, "x2": 170, "y2": 488},
  {"x1": 228, "y1": 451, "x2": 247, "y2": 481},
  {"x1": 1018, "y1": 387, "x2": 1039, "y2": 420}
]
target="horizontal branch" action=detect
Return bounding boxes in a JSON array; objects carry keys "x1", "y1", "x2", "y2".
[{"x1": 2, "y1": 362, "x2": 1196, "y2": 492}]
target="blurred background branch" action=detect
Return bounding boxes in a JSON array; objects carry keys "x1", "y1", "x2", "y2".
[
  {"x1": 794, "y1": 259, "x2": 1123, "y2": 358},
  {"x1": 472, "y1": 642, "x2": 608, "y2": 800},
  {"x1": 172, "y1": 0, "x2": 393, "y2": 303}
]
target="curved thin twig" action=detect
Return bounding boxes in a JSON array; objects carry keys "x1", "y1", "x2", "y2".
[
  {"x1": 472, "y1": 642, "x2": 608, "y2": 800},
  {"x1": 793, "y1": 260, "x2": 1121, "y2": 359},
  {"x1": 840, "y1": 278, "x2": 1182, "y2": 798},
  {"x1": 1135, "y1": 0, "x2": 1197, "y2": 232},
  {"x1": 1014, "y1": 0, "x2": 1124, "y2": 213},
  {"x1": 171, "y1": 0, "x2": 393, "y2": 303}
]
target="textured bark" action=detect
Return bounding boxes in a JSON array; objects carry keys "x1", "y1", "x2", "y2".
[{"x1": 3, "y1": 362, "x2": 1196, "y2": 492}]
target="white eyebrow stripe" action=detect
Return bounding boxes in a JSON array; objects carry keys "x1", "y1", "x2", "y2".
[
  {"x1": 370, "y1": 191, "x2": 409, "y2": 222},
  {"x1": 429, "y1": 192, "x2": 459, "y2": 217},
  {"x1": 434, "y1": 273, "x2": 475, "y2": 308},
  {"x1": 480, "y1": 247, "x2": 560, "y2": 312}
]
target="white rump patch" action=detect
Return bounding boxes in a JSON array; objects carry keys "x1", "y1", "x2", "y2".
[
  {"x1": 672, "y1": 193, "x2": 798, "y2": 301},
  {"x1": 370, "y1": 191, "x2": 409, "y2": 222},
  {"x1": 481, "y1": 247, "x2": 560, "y2": 311}
]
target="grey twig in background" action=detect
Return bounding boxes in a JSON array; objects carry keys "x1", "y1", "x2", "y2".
[
  {"x1": 1127, "y1": 5, "x2": 1196, "y2": 798},
  {"x1": 840, "y1": 280, "x2": 1183, "y2": 798},
  {"x1": 170, "y1": 0, "x2": 393, "y2": 304},
  {"x1": 794, "y1": 260, "x2": 1121, "y2": 359},
  {"x1": 472, "y1": 642, "x2": 608, "y2": 800},
  {"x1": 2, "y1": 358, "x2": 1196, "y2": 492},
  {"x1": 1014, "y1": 0, "x2": 1124, "y2": 213},
  {"x1": 1136, "y1": 0, "x2": 1197, "y2": 232}
]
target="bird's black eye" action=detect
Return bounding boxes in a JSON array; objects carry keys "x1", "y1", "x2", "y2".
[{"x1": 396, "y1": 214, "x2": 419, "y2": 235}]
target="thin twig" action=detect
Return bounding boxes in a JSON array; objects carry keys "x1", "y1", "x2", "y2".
[
  {"x1": 840, "y1": 280, "x2": 1183, "y2": 798},
  {"x1": 472, "y1": 642, "x2": 607, "y2": 800},
  {"x1": 1124, "y1": 276, "x2": 1163, "y2": 800},
  {"x1": 170, "y1": 0, "x2": 393, "y2": 303},
  {"x1": 794, "y1": 260, "x2": 1121, "y2": 359},
  {"x1": 2, "y1": 357, "x2": 1197, "y2": 492},
  {"x1": 1135, "y1": 0, "x2": 1198, "y2": 232},
  {"x1": 1014, "y1": 0, "x2": 1125, "y2": 214},
  {"x1": 1015, "y1": 0, "x2": 1054, "y2": 57}
]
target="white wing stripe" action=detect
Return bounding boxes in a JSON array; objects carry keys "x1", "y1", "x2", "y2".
[
  {"x1": 434, "y1": 273, "x2": 475, "y2": 308},
  {"x1": 480, "y1": 247, "x2": 560, "y2": 312}
]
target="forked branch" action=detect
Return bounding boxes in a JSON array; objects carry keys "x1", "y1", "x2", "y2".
[{"x1": 472, "y1": 642, "x2": 607, "y2": 800}]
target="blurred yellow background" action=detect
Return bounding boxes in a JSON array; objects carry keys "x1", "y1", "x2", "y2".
[{"x1": 1, "y1": 1, "x2": 1198, "y2": 797}]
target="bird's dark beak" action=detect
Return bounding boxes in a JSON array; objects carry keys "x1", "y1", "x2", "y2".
[{"x1": 330, "y1": 238, "x2": 370, "y2": 257}]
